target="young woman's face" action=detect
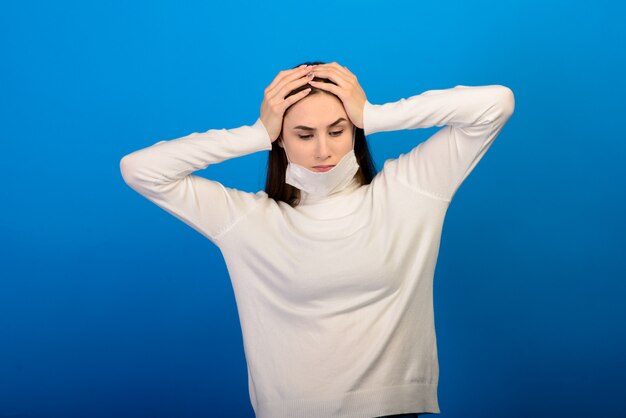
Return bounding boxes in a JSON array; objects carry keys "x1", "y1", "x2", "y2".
[{"x1": 279, "y1": 92, "x2": 354, "y2": 172}]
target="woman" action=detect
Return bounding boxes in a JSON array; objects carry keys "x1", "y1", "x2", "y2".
[{"x1": 120, "y1": 61, "x2": 515, "y2": 418}]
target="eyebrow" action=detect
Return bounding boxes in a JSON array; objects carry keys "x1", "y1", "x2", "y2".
[{"x1": 292, "y1": 118, "x2": 348, "y2": 131}]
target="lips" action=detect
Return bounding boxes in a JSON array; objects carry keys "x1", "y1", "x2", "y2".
[{"x1": 312, "y1": 165, "x2": 335, "y2": 172}]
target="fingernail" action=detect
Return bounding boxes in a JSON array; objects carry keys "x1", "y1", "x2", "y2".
[{"x1": 306, "y1": 72, "x2": 315, "y2": 78}]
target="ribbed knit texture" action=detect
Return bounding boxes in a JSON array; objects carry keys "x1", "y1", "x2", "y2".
[{"x1": 120, "y1": 84, "x2": 515, "y2": 418}]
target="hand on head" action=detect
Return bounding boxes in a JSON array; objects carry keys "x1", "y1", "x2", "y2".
[
  {"x1": 259, "y1": 62, "x2": 367, "y2": 143},
  {"x1": 260, "y1": 65, "x2": 315, "y2": 143},
  {"x1": 303, "y1": 62, "x2": 367, "y2": 130}
]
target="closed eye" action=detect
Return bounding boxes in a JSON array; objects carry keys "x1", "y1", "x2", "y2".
[{"x1": 299, "y1": 130, "x2": 344, "y2": 139}]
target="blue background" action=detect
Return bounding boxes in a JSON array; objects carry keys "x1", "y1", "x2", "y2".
[{"x1": 1, "y1": 1, "x2": 625, "y2": 417}]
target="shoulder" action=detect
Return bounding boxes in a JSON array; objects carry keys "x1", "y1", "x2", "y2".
[{"x1": 370, "y1": 157, "x2": 452, "y2": 205}]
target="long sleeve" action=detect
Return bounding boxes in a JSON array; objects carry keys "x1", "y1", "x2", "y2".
[
  {"x1": 363, "y1": 84, "x2": 515, "y2": 202},
  {"x1": 119, "y1": 117, "x2": 273, "y2": 243}
]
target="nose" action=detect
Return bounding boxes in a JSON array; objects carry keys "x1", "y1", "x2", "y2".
[{"x1": 315, "y1": 135, "x2": 332, "y2": 160}]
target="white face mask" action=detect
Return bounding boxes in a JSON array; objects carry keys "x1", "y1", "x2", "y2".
[{"x1": 283, "y1": 125, "x2": 359, "y2": 198}]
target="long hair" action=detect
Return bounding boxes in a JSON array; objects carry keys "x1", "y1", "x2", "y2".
[{"x1": 264, "y1": 61, "x2": 378, "y2": 207}]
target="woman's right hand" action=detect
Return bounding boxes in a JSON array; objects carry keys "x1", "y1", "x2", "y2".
[{"x1": 260, "y1": 65, "x2": 315, "y2": 143}]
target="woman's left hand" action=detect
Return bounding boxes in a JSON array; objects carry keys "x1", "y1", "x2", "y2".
[{"x1": 307, "y1": 62, "x2": 367, "y2": 129}]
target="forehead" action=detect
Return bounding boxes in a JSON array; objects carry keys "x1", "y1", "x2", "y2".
[{"x1": 284, "y1": 93, "x2": 347, "y2": 127}]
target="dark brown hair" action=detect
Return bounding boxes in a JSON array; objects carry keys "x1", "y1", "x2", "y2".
[{"x1": 264, "y1": 61, "x2": 378, "y2": 207}]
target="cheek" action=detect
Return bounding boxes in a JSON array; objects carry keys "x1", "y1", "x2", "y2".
[
  {"x1": 342, "y1": 136, "x2": 354, "y2": 152},
  {"x1": 291, "y1": 142, "x2": 312, "y2": 162}
]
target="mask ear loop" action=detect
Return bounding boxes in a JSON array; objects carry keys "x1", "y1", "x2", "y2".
[{"x1": 281, "y1": 135, "x2": 293, "y2": 164}]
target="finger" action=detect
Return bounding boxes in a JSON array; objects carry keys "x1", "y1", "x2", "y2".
[
  {"x1": 341, "y1": 65, "x2": 355, "y2": 78},
  {"x1": 267, "y1": 71, "x2": 314, "y2": 108},
  {"x1": 265, "y1": 66, "x2": 308, "y2": 97},
  {"x1": 268, "y1": 64, "x2": 306, "y2": 88},
  {"x1": 282, "y1": 87, "x2": 312, "y2": 108},
  {"x1": 308, "y1": 67, "x2": 351, "y2": 88},
  {"x1": 266, "y1": 65, "x2": 311, "y2": 95},
  {"x1": 311, "y1": 63, "x2": 351, "y2": 79},
  {"x1": 329, "y1": 62, "x2": 353, "y2": 78},
  {"x1": 307, "y1": 79, "x2": 341, "y2": 97},
  {"x1": 267, "y1": 68, "x2": 314, "y2": 104},
  {"x1": 280, "y1": 72, "x2": 316, "y2": 98},
  {"x1": 314, "y1": 62, "x2": 353, "y2": 79}
]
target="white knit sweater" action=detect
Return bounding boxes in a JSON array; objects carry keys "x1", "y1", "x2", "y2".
[{"x1": 120, "y1": 84, "x2": 515, "y2": 418}]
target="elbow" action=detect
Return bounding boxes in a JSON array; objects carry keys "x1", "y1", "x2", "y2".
[
  {"x1": 119, "y1": 154, "x2": 139, "y2": 187},
  {"x1": 120, "y1": 152, "x2": 167, "y2": 192},
  {"x1": 496, "y1": 85, "x2": 515, "y2": 119}
]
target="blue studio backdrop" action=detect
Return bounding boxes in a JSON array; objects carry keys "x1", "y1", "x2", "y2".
[{"x1": 1, "y1": 1, "x2": 625, "y2": 417}]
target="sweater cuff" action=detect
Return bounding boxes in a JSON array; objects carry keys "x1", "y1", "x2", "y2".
[
  {"x1": 251, "y1": 117, "x2": 274, "y2": 152},
  {"x1": 363, "y1": 100, "x2": 387, "y2": 136}
]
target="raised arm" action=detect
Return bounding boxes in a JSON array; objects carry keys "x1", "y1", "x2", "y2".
[
  {"x1": 364, "y1": 84, "x2": 515, "y2": 202},
  {"x1": 120, "y1": 64, "x2": 318, "y2": 244},
  {"x1": 119, "y1": 118, "x2": 272, "y2": 243}
]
